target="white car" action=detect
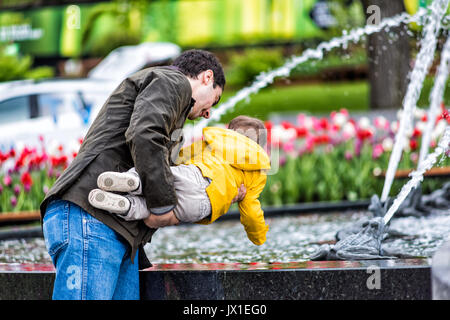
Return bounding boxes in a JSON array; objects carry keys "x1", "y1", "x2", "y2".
[{"x1": 0, "y1": 42, "x2": 181, "y2": 152}]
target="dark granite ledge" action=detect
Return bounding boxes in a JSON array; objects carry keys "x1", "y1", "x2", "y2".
[
  {"x1": 141, "y1": 259, "x2": 432, "y2": 300},
  {"x1": 0, "y1": 259, "x2": 432, "y2": 300}
]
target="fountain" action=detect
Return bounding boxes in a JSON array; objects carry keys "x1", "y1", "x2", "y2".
[
  {"x1": 381, "y1": 0, "x2": 449, "y2": 203},
  {"x1": 0, "y1": 1, "x2": 449, "y2": 300},
  {"x1": 310, "y1": 0, "x2": 449, "y2": 262},
  {"x1": 183, "y1": 7, "x2": 428, "y2": 143}
]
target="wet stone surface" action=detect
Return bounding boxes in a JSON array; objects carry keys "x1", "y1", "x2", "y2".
[{"x1": 1, "y1": 209, "x2": 448, "y2": 265}]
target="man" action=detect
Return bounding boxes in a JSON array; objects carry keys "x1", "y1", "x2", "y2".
[{"x1": 40, "y1": 49, "x2": 230, "y2": 300}]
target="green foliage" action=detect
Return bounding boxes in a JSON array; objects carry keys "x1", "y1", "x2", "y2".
[
  {"x1": 326, "y1": 0, "x2": 366, "y2": 37},
  {"x1": 291, "y1": 47, "x2": 367, "y2": 77},
  {"x1": 81, "y1": 1, "x2": 144, "y2": 57},
  {"x1": 0, "y1": 47, "x2": 54, "y2": 82},
  {"x1": 88, "y1": 31, "x2": 141, "y2": 58},
  {"x1": 0, "y1": 51, "x2": 32, "y2": 82},
  {"x1": 225, "y1": 48, "x2": 284, "y2": 87},
  {"x1": 24, "y1": 66, "x2": 54, "y2": 80}
]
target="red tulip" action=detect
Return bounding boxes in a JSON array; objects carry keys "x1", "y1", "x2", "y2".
[
  {"x1": 313, "y1": 134, "x2": 330, "y2": 145},
  {"x1": 318, "y1": 118, "x2": 329, "y2": 130},
  {"x1": 295, "y1": 127, "x2": 308, "y2": 138},
  {"x1": 412, "y1": 127, "x2": 422, "y2": 138},
  {"x1": 409, "y1": 139, "x2": 418, "y2": 151},
  {"x1": 21, "y1": 171, "x2": 33, "y2": 188},
  {"x1": 356, "y1": 129, "x2": 373, "y2": 141},
  {"x1": 281, "y1": 121, "x2": 294, "y2": 130},
  {"x1": 0, "y1": 151, "x2": 7, "y2": 162}
]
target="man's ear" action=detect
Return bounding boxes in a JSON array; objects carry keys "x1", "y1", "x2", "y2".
[{"x1": 203, "y1": 69, "x2": 214, "y2": 85}]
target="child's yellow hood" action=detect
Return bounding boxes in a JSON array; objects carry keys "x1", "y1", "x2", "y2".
[{"x1": 202, "y1": 127, "x2": 271, "y2": 171}]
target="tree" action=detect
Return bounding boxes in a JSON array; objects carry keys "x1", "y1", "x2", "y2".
[{"x1": 361, "y1": 0, "x2": 411, "y2": 110}]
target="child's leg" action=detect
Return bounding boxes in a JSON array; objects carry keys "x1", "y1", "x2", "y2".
[
  {"x1": 88, "y1": 189, "x2": 150, "y2": 221},
  {"x1": 170, "y1": 165, "x2": 212, "y2": 223},
  {"x1": 123, "y1": 195, "x2": 150, "y2": 220},
  {"x1": 97, "y1": 168, "x2": 141, "y2": 194}
]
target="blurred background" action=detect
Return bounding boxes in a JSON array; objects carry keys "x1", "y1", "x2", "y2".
[{"x1": 0, "y1": 0, "x2": 448, "y2": 213}]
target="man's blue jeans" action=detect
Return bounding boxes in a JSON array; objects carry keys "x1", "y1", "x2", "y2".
[{"x1": 42, "y1": 199, "x2": 140, "y2": 300}]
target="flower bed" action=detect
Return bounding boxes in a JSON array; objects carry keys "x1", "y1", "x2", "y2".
[
  {"x1": 0, "y1": 136, "x2": 80, "y2": 214},
  {"x1": 0, "y1": 106, "x2": 448, "y2": 213},
  {"x1": 260, "y1": 105, "x2": 449, "y2": 206}
]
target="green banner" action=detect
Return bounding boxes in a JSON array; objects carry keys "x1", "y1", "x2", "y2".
[{"x1": 2, "y1": 0, "x2": 437, "y2": 58}]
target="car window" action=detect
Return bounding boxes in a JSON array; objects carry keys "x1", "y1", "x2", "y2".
[
  {"x1": 0, "y1": 96, "x2": 30, "y2": 125},
  {"x1": 38, "y1": 93, "x2": 75, "y2": 117}
]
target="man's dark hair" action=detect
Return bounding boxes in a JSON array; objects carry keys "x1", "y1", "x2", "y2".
[{"x1": 172, "y1": 49, "x2": 226, "y2": 90}]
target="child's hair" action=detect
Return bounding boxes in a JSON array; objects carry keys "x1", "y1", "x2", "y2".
[{"x1": 228, "y1": 115, "x2": 267, "y2": 147}]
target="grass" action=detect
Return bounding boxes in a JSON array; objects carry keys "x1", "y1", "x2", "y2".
[
  {"x1": 186, "y1": 77, "x2": 450, "y2": 125},
  {"x1": 218, "y1": 81, "x2": 369, "y2": 123}
]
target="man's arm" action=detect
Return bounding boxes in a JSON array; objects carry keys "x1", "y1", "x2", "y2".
[
  {"x1": 144, "y1": 211, "x2": 180, "y2": 228},
  {"x1": 125, "y1": 74, "x2": 190, "y2": 213}
]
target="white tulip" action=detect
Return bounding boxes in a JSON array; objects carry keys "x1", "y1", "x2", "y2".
[
  {"x1": 414, "y1": 108, "x2": 426, "y2": 120},
  {"x1": 333, "y1": 113, "x2": 347, "y2": 127},
  {"x1": 391, "y1": 121, "x2": 399, "y2": 133},
  {"x1": 342, "y1": 122, "x2": 356, "y2": 137},
  {"x1": 382, "y1": 137, "x2": 394, "y2": 151},
  {"x1": 358, "y1": 116, "x2": 371, "y2": 129}
]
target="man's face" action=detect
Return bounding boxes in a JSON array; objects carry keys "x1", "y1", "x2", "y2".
[{"x1": 188, "y1": 70, "x2": 223, "y2": 120}]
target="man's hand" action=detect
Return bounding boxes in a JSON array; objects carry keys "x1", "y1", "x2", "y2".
[
  {"x1": 231, "y1": 184, "x2": 247, "y2": 203},
  {"x1": 144, "y1": 210, "x2": 180, "y2": 228}
]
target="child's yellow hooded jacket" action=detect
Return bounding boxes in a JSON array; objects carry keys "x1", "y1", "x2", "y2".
[{"x1": 176, "y1": 127, "x2": 271, "y2": 245}]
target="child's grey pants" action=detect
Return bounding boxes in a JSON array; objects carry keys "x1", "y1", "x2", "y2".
[{"x1": 123, "y1": 165, "x2": 212, "y2": 223}]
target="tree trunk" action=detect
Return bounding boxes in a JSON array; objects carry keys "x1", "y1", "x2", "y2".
[{"x1": 361, "y1": 0, "x2": 411, "y2": 110}]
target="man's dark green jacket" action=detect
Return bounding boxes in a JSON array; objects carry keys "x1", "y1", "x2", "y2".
[{"x1": 40, "y1": 66, "x2": 194, "y2": 267}]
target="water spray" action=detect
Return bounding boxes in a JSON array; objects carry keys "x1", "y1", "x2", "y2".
[{"x1": 183, "y1": 8, "x2": 428, "y2": 143}]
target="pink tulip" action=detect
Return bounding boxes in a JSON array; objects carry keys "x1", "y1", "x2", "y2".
[
  {"x1": 282, "y1": 141, "x2": 295, "y2": 153},
  {"x1": 279, "y1": 155, "x2": 286, "y2": 167},
  {"x1": 374, "y1": 116, "x2": 389, "y2": 130},
  {"x1": 13, "y1": 184, "x2": 21, "y2": 196},
  {"x1": 354, "y1": 138, "x2": 362, "y2": 157},
  {"x1": 306, "y1": 135, "x2": 315, "y2": 152},
  {"x1": 372, "y1": 144, "x2": 384, "y2": 159},
  {"x1": 10, "y1": 196, "x2": 17, "y2": 207},
  {"x1": 345, "y1": 151, "x2": 353, "y2": 161},
  {"x1": 297, "y1": 114, "x2": 307, "y2": 127},
  {"x1": 3, "y1": 175, "x2": 12, "y2": 187}
]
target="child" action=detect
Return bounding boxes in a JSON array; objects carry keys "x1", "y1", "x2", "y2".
[{"x1": 88, "y1": 115, "x2": 270, "y2": 245}]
